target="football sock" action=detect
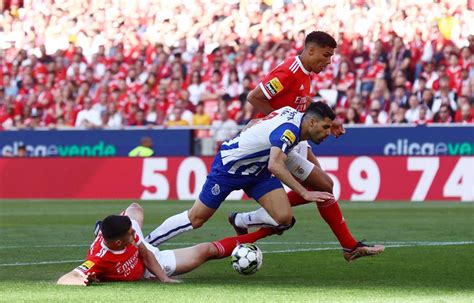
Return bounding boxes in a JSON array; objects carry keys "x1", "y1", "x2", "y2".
[
  {"x1": 287, "y1": 190, "x2": 310, "y2": 207},
  {"x1": 145, "y1": 210, "x2": 193, "y2": 246},
  {"x1": 235, "y1": 208, "x2": 279, "y2": 228},
  {"x1": 317, "y1": 198, "x2": 358, "y2": 250},
  {"x1": 212, "y1": 228, "x2": 274, "y2": 258}
]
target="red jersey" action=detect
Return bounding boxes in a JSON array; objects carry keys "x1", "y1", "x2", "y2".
[
  {"x1": 75, "y1": 228, "x2": 144, "y2": 282},
  {"x1": 258, "y1": 56, "x2": 311, "y2": 113}
]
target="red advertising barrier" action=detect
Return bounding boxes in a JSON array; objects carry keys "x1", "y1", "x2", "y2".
[{"x1": 0, "y1": 157, "x2": 472, "y2": 201}]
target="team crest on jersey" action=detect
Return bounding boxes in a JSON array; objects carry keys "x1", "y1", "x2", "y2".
[
  {"x1": 211, "y1": 184, "x2": 221, "y2": 195},
  {"x1": 280, "y1": 130, "x2": 296, "y2": 146},
  {"x1": 265, "y1": 77, "x2": 284, "y2": 96},
  {"x1": 77, "y1": 260, "x2": 95, "y2": 273}
]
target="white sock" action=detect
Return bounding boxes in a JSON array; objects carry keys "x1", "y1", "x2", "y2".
[
  {"x1": 236, "y1": 208, "x2": 279, "y2": 228},
  {"x1": 145, "y1": 210, "x2": 193, "y2": 246}
]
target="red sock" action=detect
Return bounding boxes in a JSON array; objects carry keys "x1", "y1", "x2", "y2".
[
  {"x1": 212, "y1": 228, "x2": 274, "y2": 258},
  {"x1": 287, "y1": 191, "x2": 358, "y2": 249},
  {"x1": 287, "y1": 190, "x2": 310, "y2": 207},
  {"x1": 317, "y1": 198, "x2": 358, "y2": 250}
]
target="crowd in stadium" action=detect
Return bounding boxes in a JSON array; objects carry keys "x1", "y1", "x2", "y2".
[{"x1": 0, "y1": 0, "x2": 473, "y2": 132}]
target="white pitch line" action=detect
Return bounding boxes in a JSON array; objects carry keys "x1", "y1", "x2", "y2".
[
  {"x1": 1, "y1": 260, "x2": 84, "y2": 266},
  {"x1": 266, "y1": 241, "x2": 474, "y2": 254},
  {"x1": 0, "y1": 241, "x2": 472, "y2": 267}
]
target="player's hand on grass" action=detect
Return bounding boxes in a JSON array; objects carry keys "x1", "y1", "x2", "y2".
[
  {"x1": 330, "y1": 119, "x2": 346, "y2": 138},
  {"x1": 162, "y1": 277, "x2": 182, "y2": 283},
  {"x1": 302, "y1": 191, "x2": 334, "y2": 203},
  {"x1": 86, "y1": 272, "x2": 100, "y2": 285},
  {"x1": 79, "y1": 272, "x2": 100, "y2": 286}
]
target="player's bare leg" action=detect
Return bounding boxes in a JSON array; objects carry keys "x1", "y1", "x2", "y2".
[
  {"x1": 173, "y1": 243, "x2": 219, "y2": 275},
  {"x1": 172, "y1": 228, "x2": 274, "y2": 275},
  {"x1": 231, "y1": 188, "x2": 294, "y2": 235},
  {"x1": 146, "y1": 199, "x2": 216, "y2": 247},
  {"x1": 187, "y1": 199, "x2": 217, "y2": 228},
  {"x1": 123, "y1": 203, "x2": 144, "y2": 227}
]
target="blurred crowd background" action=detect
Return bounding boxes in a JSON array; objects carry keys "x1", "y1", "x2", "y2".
[{"x1": 0, "y1": 0, "x2": 473, "y2": 134}]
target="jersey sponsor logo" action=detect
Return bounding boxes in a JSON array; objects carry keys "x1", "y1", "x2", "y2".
[
  {"x1": 265, "y1": 77, "x2": 284, "y2": 96},
  {"x1": 280, "y1": 130, "x2": 296, "y2": 146},
  {"x1": 211, "y1": 184, "x2": 221, "y2": 195},
  {"x1": 295, "y1": 96, "x2": 307, "y2": 112},
  {"x1": 77, "y1": 260, "x2": 95, "y2": 273},
  {"x1": 294, "y1": 165, "x2": 305, "y2": 175}
]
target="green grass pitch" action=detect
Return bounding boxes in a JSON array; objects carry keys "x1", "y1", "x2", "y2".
[{"x1": 1, "y1": 200, "x2": 473, "y2": 302}]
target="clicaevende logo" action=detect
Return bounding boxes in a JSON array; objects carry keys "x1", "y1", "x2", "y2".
[
  {"x1": 1, "y1": 141, "x2": 117, "y2": 157},
  {"x1": 383, "y1": 139, "x2": 473, "y2": 155}
]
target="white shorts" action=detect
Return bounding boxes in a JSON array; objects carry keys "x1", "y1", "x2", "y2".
[
  {"x1": 131, "y1": 219, "x2": 177, "y2": 278},
  {"x1": 143, "y1": 244, "x2": 177, "y2": 278},
  {"x1": 286, "y1": 141, "x2": 314, "y2": 182}
]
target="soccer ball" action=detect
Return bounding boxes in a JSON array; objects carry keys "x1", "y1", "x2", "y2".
[{"x1": 230, "y1": 243, "x2": 263, "y2": 275}]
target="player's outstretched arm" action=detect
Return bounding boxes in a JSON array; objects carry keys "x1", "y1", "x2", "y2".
[
  {"x1": 57, "y1": 270, "x2": 97, "y2": 286},
  {"x1": 247, "y1": 86, "x2": 274, "y2": 115},
  {"x1": 138, "y1": 243, "x2": 181, "y2": 283},
  {"x1": 268, "y1": 147, "x2": 333, "y2": 203}
]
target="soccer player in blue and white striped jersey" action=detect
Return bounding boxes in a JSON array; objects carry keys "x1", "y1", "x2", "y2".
[{"x1": 145, "y1": 102, "x2": 335, "y2": 246}]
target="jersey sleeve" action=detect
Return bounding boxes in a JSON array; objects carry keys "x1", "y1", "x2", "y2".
[
  {"x1": 74, "y1": 258, "x2": 101, "y2": 276},
  {"x1": 258, "y1": 67, "x2": 293, "y2": 100},
  {"x1": 268, "y1": 123, "x2": 300, "y2": 154}
]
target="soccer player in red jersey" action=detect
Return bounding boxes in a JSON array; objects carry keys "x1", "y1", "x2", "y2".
[
  {"x1": 231, "y1": 31, "x2": 384, "y2": 261},
  {"x1": 57, "y1": 203, "x2": 274, "y2": 286}
]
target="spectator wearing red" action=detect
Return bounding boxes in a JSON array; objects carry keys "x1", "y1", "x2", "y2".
[
  {"x1": 333, "y1": 61, "x2": 355, "y2": 97},
  {"x1": 432, "y1": 104, "x2": 453, "y2": 123},
  {"x1": 344, "y1": 107, "x2": 362, "y2": 125},
  {"x1": 350, "y1": 95, "x2": 367, "y2": 123},
  {"x1": 360, "y1": 52, "x2": 385, "y2": 98},
  {"x1": 455, "y1": 103, "x2": 473, "y2": 124}
]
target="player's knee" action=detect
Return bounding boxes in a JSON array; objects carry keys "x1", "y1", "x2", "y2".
[
  {"x1": 323, "y1": 176, "x2": 334, "y2": 193},
  {"x1": 188, "y1": 214, "x2": 207, "y2": 229},
  {"x1": 205, "y1": 243, "x2": 220, "y2": 259},
  {"x1": 308, "y1": 170, "x2": 334, "y2": 194},
  {"x1": 125, "y1": 203, "x2": 144, "y2": 224},
  {"x1": 128, "y1": 202, "x2": 143, "y2": 212},
  {"x1": 273, "y1": 211, "x2": 293, "y2": 226}
]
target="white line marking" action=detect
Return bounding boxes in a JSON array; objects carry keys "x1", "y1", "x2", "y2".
[
  {"x1": 1, "y1": 241, "x2": 472, "y2": 267},
  {"x1": 1, "y1": 260, "x2": 84, "y2": 267},
  {"x1": 265, "y1": 241, "x2": 474, "y2": 254}
]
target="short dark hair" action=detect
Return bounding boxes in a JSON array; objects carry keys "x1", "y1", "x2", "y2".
[
  {"x1": 305, "y1": 31, "x2": 337, "y2": 49},
  {"x1": 305, "y1": 101, "x2": 336, "y2": 121},
  {"x1": 101, "y1": 215, "x2": 132, "y2": 241}
]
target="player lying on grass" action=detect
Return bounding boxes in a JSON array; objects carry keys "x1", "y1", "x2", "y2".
[
  {"x1": 145, "y1": 102, "x2": 336, "y2": 247},
  {"x1": 57, "y1": 203, "x2": 275, "y2": 286}
]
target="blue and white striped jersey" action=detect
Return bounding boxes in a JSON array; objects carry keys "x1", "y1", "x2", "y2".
[{"x1": 215, "y1": 106, "x2": 303, "y2": 176}]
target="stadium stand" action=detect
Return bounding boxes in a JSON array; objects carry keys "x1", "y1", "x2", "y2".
[{"x1": 0, "y1": 0, "x2": 473, "y2": 132}]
